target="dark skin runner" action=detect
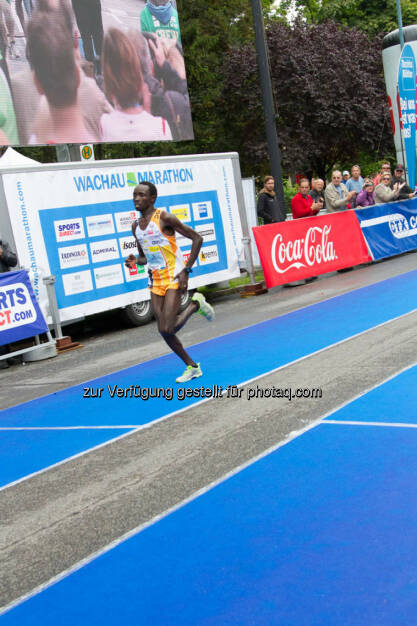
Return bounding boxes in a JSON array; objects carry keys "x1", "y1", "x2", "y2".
[{"x1": 126, "y1": 183, "x2": 203, "y2": 367}]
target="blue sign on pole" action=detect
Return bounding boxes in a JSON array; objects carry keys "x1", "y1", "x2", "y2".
[
  {"x1": 397, "y1": 44, "x2": 417, "y2": 189},
  {"x1": 0, "y1": 270, "x2": 48, "y2": 347}
]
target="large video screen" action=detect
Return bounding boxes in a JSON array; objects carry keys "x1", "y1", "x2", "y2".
[{"x1": 0, "y1": 0, "x2": 193, "y2": 146}]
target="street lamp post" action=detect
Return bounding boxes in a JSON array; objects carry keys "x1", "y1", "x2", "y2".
[{"x1": 250, "y1": 0, "x2": 286, "y2": 221}]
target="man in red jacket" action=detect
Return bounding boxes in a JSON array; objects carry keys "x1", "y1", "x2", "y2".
[{"x1": 291, "y1": 178, "x2": 323, "y2": 219}]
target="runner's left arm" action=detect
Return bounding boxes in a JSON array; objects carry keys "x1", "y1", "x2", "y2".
[{"x1": 163, "y1": 212, "x2": 203, "y2": 291}]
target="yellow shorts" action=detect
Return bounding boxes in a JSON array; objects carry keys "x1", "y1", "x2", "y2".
[{"x1": 150, "y1": 280, "x2": 179, "y2": 297}]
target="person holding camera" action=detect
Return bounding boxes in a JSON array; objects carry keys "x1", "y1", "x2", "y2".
[{"x1": 291, "y1": 178, "x2": 323, "y2": 219}]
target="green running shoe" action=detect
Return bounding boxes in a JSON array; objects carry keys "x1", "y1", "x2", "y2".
[
  {"x1": 176, "y1": 363, "x2": 203, "y2": 383},
  {"x1": 192, "y1": 292, "x2": 215, "y2": 321}
]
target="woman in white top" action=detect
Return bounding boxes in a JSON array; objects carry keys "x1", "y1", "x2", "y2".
[
  {"x1": 374, "y1": 173, "x2": 405, "y2": 204},
  {"x1": 100, "y1": 28, "x2": 172, "y2": 142}
]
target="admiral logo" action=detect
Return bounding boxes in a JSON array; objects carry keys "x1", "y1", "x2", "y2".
[
  {"x1": 0, "y1": 282, "x2": 36, "y2": 330},
  {"x1": 90, "y1": 239, "x2": 120, "y2": 263},
  {"x1": 54, "y1": 219, "x2": 85, "y2": 242},
  {"x1": 92, "y1": 246, "x2": 117, "y2": 255},
  {"x1": 58, "y1": 244, "x2": 89, "y2": 269}
]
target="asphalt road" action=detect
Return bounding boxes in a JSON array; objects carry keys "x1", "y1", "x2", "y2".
[{"x1": 1, "y1": 253, "x2": 417, "y2": 610}]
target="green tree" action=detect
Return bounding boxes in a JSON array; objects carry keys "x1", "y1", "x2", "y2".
[
  {"x1": 223, "y1": 20, "x2": 394, "y2": 178},
  {"x1": 293, "y1": 0, "x2": 417, "y2": 35}
]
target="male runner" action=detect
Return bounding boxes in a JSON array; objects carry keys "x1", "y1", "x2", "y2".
[{"x1": 126, "y1": 181, "x2": 215, "y2": 383}]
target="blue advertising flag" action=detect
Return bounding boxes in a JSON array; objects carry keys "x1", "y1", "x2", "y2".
[
  {"x1": 0, "y1": 270, "x2": 48, "y2": 346},
  {"x1": 397, "y1": 44, "x2": 417, "y2": 189},
  {"x1": 355, "y1": 198, "x2": 417, "y2": 260}
]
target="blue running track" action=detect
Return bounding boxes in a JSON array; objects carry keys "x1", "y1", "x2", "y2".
[
  {"x1": 2, "y1": 364, "x2": 417, "y2": 624},
  {"x1": 1, "y1": 270, "x2": 417, "y2": 489}
]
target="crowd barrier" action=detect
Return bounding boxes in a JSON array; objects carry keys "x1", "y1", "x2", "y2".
[{"x1": 253, "y1": 198, "x2": 417, "y2": 288}]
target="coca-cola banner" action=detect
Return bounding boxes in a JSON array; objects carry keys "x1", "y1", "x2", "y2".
[{"x1": 253, "y1": 212, "x2": 370, "y2": 288}]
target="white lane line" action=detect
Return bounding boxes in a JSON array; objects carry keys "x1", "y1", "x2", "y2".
[
  {"x1": 324, "y1": 420, "x2": 417, "y2": 429},
  {"x1": 1, "y1": 359, "x2": 417, "y2": 616},
  {"x1": 0, "y1": 426, "x2": 138, "y2": 431},
  {"x1": 1, "y1": 312, "x2": 416, "y2": 496}
]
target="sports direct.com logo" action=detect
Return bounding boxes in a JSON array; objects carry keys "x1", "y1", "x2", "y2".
[
  {"x1": 0, "y1": 283, "x2": 37, "y2": 329},
  {"x1": 54, "y1": 218, "x2": 85, "y2": 242},
  {"x1": 271, "y1": 225, "x2": 337, "y2": 273}
]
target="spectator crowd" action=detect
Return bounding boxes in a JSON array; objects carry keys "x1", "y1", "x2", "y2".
[
  {"x1": 257, "y1": 163, "x2": 416, "y2": 224},
  {"x1": 0, "y1": 0, "x2": 192, "y2": 145}
]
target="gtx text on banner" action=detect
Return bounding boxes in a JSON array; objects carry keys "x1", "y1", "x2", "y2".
[{"x1": 355, "y1": 198, "x2": 417, "y2": 260}]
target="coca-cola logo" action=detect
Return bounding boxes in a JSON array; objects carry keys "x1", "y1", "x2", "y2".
[{"x1": 271, "y1": 225, "x2": 337, "y2": 274}]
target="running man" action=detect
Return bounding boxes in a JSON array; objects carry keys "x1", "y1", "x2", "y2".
[{"x1": 126, "y1": 181, "x2": 215, "y2": 383}]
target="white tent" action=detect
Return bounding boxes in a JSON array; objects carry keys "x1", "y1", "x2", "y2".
[{"x1": 0, "y1": 147, "x2": 39, "y2": 168}]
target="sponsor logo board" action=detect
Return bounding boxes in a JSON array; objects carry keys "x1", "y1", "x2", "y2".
[
  {"x1": 192, "y1": 201, "x2": 213, "y2": 221},
  {"x1": 170, "y1": 204, "x2": 190, "y2": 222},
  {"x1": 58, "y1": 244, "x2": 89, "y2": 269},
  {"x1": 54, "y1": 218, "x2": 85, "y2": 242},
  {"x1": 199, "y1": 245, "x2": 219, "y2": 265},
  {"x1": 195, "y1": 222, "x2": 216, "y2": 242},
  {"x1": 94, "y1": 264, "x2": 124, "y2": 289},
  {"x1": 86, "y1": 214, "x2": 115, "y2": 238},
  {"x1": 123, "y1": 263, "x2": 147, "y2": 282},
  {"x1": 115, "y1": 211, "x2": 137, "y2": 233},
  {"x1": 90, "y1": 239, "x2": 120, "y2": 263},
  {"x1": 62, "y1": 270, "x2": 93, "y2": 296},
  {"x1": 119, "y1": 236, "x2": 137, "y2": 254}
]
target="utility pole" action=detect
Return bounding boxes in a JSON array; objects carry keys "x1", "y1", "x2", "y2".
[
  {"x1": 250, "y1": 0, "x2": 286, "y2": 221},
  {"x1": 396, "y1": 0, "x2": 405, "y2": 49}
]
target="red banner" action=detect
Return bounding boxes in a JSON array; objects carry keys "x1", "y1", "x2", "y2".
[{"x1": 253, "y1": 212, "x2": 370, "y2": 288}]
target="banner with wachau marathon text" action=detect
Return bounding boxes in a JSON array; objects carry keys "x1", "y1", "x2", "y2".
[
  {"x1": 355, "y1": 198, "x2": 417, "y2": 260},
  {"x1": 2, "y1": 157, "x2": 244, "y2": 323},
  {"x1": 0, "y1": 269, "x2": 48, "y2": 346},
  {"x1": 253, "y1": 212, "x2": 370, "y2": 288}
]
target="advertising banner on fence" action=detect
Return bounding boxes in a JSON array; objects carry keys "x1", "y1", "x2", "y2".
[
  {"x1": 355, "y1": 198, "x2": 417, "y2": 260},
  {"x1": 253, "y1": 212, "x2": 370, "y2": 288},
  {"x1": 2, "y1": 156, "x2": 243, "y2": 322},
  {"x1": 0, "y1": 269, "x2": 48, "y2": 347},
  {"x1": 0, "y1": 0, "x2": 193, "y2": 147}
]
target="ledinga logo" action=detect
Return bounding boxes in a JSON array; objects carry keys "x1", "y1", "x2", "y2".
[{"x1": 127, "y1": 172, "x2": 138, "y2": 187}]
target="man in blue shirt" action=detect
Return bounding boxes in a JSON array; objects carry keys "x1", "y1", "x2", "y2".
[{"x1": 346, "y1": 165, "x2": 364, "y2": 207}]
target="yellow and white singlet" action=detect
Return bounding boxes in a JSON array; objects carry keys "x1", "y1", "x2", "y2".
[{"x1": 135, "y1": 209, "x2": 185, "y2": 296}]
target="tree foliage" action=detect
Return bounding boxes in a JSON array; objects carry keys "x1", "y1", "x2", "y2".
[
  {"x1": 291, "y1": 0, "x2": 417, "y2": 36},
  {"x1": 223, "y1": 20, "x2": 394, "y2": 178}
]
